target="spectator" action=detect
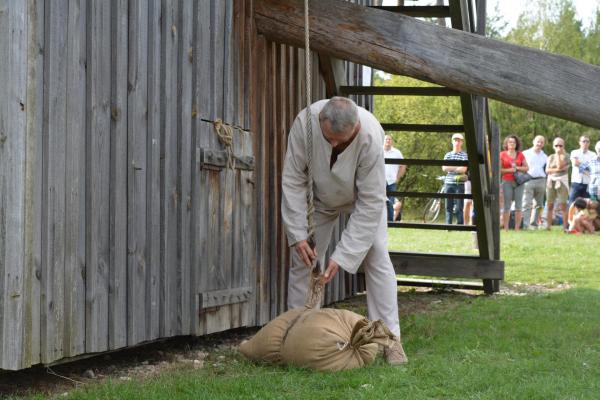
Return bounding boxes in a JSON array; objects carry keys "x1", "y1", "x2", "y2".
[
  {"x1": 383, "y1": 135, "x2": 406, "y2": 221},
  {"x1": 500, "y1": 135, "x2": 529, "y2": 231},
  {"x1": 568, "y1": 135, "x2": 595, "y2": 203},
  {"x1": 567, "y1": 197, "x2": 598, "y2": 234},
  {"x1": 545, "y1": 137, "x2": 569, "y2": 231},
  {"x1": 522, "y1": 135, "x2": 548, "y2": 229},
  {"x1": 442, "y1": 133, "x2": 468, "y2": 225},
  {"x1": 588, "y1": 141, "x2": 600, "y2": 201}
]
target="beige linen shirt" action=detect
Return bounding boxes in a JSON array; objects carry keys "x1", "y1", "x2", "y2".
[{"x1": 281, "y1": 100, "x2": 387, "y2": 273}]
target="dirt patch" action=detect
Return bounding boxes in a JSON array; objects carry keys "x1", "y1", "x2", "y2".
[{"x1": 500, "y1": 281, "x2": 572, "y2": 295}]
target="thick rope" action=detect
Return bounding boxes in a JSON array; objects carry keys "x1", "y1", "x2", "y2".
[
  {"x1": 303, "y1": 0, "x2": 324, "y2": 309},
  {"x1": 304, "y1": 0, "x2": 314, "y2": 243},
  {"x1": 213, "y1": 119, "x2": 235, "y2": 169}
]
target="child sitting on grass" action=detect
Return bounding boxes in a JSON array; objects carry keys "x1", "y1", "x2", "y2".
[{"x1": 567, "y1": 197, "x2": 600, "y2": 234}]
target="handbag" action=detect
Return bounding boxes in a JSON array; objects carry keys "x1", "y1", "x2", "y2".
[{"x1": 514, "y1": 171, "x2": 533, "y2": 186}]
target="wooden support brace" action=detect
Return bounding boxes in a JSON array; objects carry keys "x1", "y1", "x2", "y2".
[{"x1": 318, "y1": 54, "x2": 347, "y2": 98}]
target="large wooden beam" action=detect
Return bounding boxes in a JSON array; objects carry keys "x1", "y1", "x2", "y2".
[{"x1": 255, "y1": 0, "x2": 600, "y2": 129}]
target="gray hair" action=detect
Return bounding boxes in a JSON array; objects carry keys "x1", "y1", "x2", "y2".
[
  {"x1": 319, "y1": 97, "x2": 359, "y2": 134},
  {"x1": 595, "y1": 141, "x2": 600, "y2": 151}
]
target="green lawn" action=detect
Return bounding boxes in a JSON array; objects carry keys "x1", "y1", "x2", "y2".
[{"x1": 15, "y1": 230, "x2": 600, "y2": 399}]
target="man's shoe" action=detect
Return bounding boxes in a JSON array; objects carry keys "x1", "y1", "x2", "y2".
[{"x1": 384, "y1": 339, "x2": 408, "y2": 365}]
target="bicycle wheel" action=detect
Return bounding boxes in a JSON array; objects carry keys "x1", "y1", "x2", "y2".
[{"x1": 423, "y1": 198, "x2": 441, "y2": 223}]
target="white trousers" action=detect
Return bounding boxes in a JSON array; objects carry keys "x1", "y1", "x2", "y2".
[{"x1": 287, "y1": 207, "x2": 401, "y2": 337}]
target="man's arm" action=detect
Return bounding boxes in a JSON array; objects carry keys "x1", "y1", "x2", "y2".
[
  {"x1": 281, "y1": 117, "x2": 309, "y2": 247},
  {"x1": 396, "y1": 164, "x2": 406, "y2": 182},
  {"x1": 329, "y1": 133, "x2": 386, "y2": 274}
]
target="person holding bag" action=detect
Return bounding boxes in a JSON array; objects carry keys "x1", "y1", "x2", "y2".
[{"x1": 500, "y1": 135, "x2": 529, "y2": 231}]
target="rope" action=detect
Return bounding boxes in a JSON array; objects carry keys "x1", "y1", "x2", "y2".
[
  {"x1": 304, "y1": 0, "x2": 314, "y2": 244},
  {"x1": 213, "y1": 119, "x2": 235, "y2": 169},
  {"x1": 303, "y1": 0, "x2": 324, "y2": 309}
]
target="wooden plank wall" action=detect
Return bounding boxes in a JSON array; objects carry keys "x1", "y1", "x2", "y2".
[
  {"x1": 251, "y1": 0, "x2": 373, "y2": 325},
  {"x1": 1, "y1": 0, "x2": 372, "y2": 370}
]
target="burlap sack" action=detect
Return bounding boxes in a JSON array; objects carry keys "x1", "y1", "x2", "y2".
[
  {"x1": 239, "y1": 308, "x2": 305, "y2": 363},
  {"x1": 240, "y1": 308, "x2": 395, "y2": 371}
]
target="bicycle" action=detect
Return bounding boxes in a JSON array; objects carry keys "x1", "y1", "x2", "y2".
[{"x1": 422, "y1": 176, "x2": 446, "y2": 223}]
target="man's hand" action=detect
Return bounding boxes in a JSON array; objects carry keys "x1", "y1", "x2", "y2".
[
  {"x1": 294, "y1": 240, "x2": 317, "y2": 268},
  {"x1": 321, "y1": 259, "x2": 340, "y2": 284}
]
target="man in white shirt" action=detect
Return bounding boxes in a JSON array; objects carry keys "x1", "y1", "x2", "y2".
[
  {"x1": 522, "y1": 135, "x2": 548, "y2": 229},
  {"x1": 281, "y1": 97, "x2": 407, "y2": 365},
  {"x1": 569, "y1": 135, "x2": 595, "y2": 204},
  {"x1": 384, "y1": 135, "x2": 406, "y2": 221}
]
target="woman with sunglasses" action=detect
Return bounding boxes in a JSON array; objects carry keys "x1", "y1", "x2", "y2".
[{"x1": 546, "y1": 137, "x2": 569, "y2": 231}]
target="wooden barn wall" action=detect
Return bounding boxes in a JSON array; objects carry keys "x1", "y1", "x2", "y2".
[
  {"x1": 250, "y1": 0, "x2": 374, "y2": 325},
  {"x1": 0, "y1": 0, "x2": 373, "y2": 370}
]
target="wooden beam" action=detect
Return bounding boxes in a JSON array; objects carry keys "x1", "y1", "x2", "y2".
[
  {"x1": 369, "y1": 5, "x2": 451, "y2": 18},
  {"x1": 384, "y1": 158, "x2": 468, "y2": 167},
  {"x1": 381, "y1": 123, "x2": 464, "y2": 132},
  {"x1": 388, "y1": 191, "x2": 473, "y2": 200},
  {"x1": 254, "y1": 0, "x2": 600, "y2": 129},
  {"x1": 388, "y1": 222, "x2": 477, "y2": 231},
  {"x1": 396, "y1": 277, "x2": 484, "y2": 291},
  {"x1": 318, "y1": 54, "x2": 346, "y2": 97},
  {"x1": 340, "y1": 86, "x2": 459, "y2": 96},
  {"x1": 390, "y1": 252, "x2": 504, "y2": 279}
]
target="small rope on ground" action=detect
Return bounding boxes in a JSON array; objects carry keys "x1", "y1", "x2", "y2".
[
  {"x1": 213, "y1": 119, "x2": 235, "y2": 169},
  {"x1": 46, "y1": 367, "x2": 84, "y2": 386}
]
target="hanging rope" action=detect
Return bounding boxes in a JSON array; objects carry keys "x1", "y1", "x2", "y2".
[
  {"x1": 303, "y1": 0, "x2": 324, "y2": 309},
  {"x1": 213, "y1": 119, "x2": 235, "y2": 169}
]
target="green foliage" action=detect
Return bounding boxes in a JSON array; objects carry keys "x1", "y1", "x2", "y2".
[
  {"x1": 373, "y1": 75, "x2": 463, "y2": 209},
  {"x1": 488, "y1": 0, "x2": 600, "y2": 151},
  {"x1": 375, "y1": 0, "x2": 600, "y2": 195}
]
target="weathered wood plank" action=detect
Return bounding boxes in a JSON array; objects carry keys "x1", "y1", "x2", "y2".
[
  {"x1": 127, "y1": 0, "x2": 148, "y2": 346},
  {"x1": 241, "y1": 129, "x2": 255, "y2": 327},
  {"x1": 108, "y1": 0, "x2": 128, "y2": 351},
  {"x1": 192, "y1": 3, "x2": 213, "y2": 335},
  {"x1": 63, "y1": 0, "x2": 87, "y2": 358},
  {"x1": 160, "y1": 0, "x2": 180, "y2": 337},
  {"x1": 189, "y1": 0, "x2": 204, "y2": 336},
  {"x1": 22, "y1": 0, "x2": 45, "y2": 369},
  {"x1": 252, "y1": 35, "x2": 269, "y2": 325},
  {"x1": 146, "y1": 0, "x2": 161, "y2": 341},
  {"x1": 41, "y1": 0, "x2": 68, "y2": 364},
  {"x1": 178, "y1": 0, "x2": 193, "y2": 336},
  {"x1": 255, "y1": 0, "x2": 600, "y2": 129},
  {"x1": 0, "y1": 0, "x2": 28, "y2": 370},
  {"x1": 390, "y1": 252, "x2": 504, "y2": 279},
  {"x1": 197, "y1": 0, "x2": 212, "y2": 121},
  {"x1": 86, "y1": 0, "x2": 111, "y2": 353},
  {"x1": 199, "y1": 148, "x2": 255, "y2": 170}
]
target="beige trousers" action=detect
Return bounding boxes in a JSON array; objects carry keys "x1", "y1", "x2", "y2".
[{"x1": 287, "y1": 207, "x2": 401, "y2": 337}]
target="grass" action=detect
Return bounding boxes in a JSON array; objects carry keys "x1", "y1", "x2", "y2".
[{"x1": 12, "y1": 229, "x2": 600, "y2": 399}]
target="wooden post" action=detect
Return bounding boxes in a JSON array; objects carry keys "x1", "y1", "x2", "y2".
[{"x1": 254, "y1": 0, "x2": 600, "y2": 129}]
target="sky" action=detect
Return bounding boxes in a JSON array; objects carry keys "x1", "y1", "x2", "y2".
[
  {"x1": 488, "y1": 0, "x2": 599, "y2": 31},
  {"x1": 381, "y1": 0, "x2": 600, "y2": 31}
]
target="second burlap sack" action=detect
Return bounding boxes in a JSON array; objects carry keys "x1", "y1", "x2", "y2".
[{"x1": 240, "y1": 307, "x2": 396, "y2": 371}]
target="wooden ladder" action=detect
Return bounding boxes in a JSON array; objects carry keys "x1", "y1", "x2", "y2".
[{"x1": 340, "y1": 0, "x2": 503, "y2": 294}]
